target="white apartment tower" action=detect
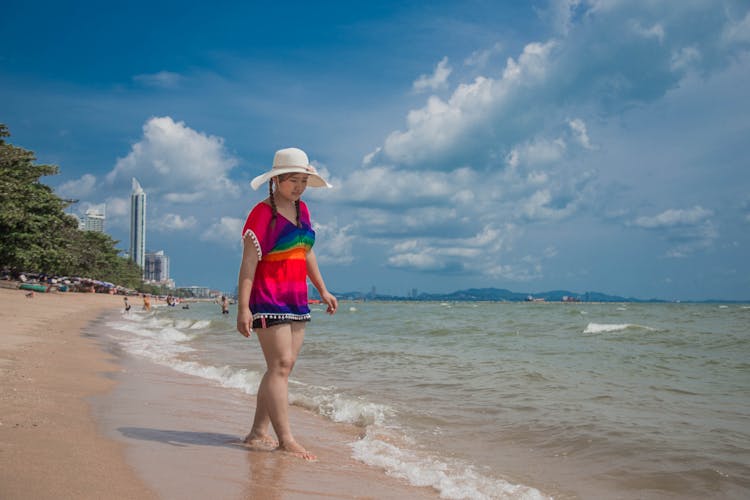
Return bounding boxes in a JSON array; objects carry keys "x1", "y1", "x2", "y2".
[
  {"x1": 81, "y1": 204, "x2": 106, "y2": 232},
  {"x1": 129, "y1": 178, "x2": 147, "y2": 271},
  {"x1": 145, "y1": 250, "x2": 170, "y2": 283}
]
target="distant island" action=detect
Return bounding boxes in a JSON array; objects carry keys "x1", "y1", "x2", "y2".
[
  {"x1": 321, "y1": 287, "x2": 750, "y2": 303},
  {"x1": 320, "y1": 287, "x2": 657, "y2": 303}
]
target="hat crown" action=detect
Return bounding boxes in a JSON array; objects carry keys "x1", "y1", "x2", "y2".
[
  {"x1": 250, "y1": 147, "x2": 332, "y2": 190},
  {"x1": 273, "y1": 148, "x2": 309, "y2": 169}
]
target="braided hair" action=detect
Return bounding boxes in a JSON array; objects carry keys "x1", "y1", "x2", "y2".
[{"x1": 268, "y1": 177, "x2": 301, "y2": 228}]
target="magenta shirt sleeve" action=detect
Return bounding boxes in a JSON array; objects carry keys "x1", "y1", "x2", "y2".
[{"x1": 241, "y1": 203, "x2": 272, "y2": 260}]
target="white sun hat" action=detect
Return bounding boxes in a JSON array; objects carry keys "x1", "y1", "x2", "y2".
[{"x1": 250, "y1": 147, "x2": 332, "y2": 190}]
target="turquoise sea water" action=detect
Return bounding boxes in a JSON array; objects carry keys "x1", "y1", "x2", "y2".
[{"x1": 106, "y1": 301, "x2": 750, "y2": 499}]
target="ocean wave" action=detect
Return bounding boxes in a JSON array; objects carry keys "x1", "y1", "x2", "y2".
[
  {"x1": 289, "y1": 383, "x2": 394, "y2": 427},
  {"x1": 189, "y1": 320, "x2": 212, "y2": 329},
  {"x1": 109, "y1": 320, "x2": 193, "y2": 342},
  {"x1": 108, "y1": 313, "x2": 394, "y2": 429},
  {"x1": 109, "y1": 306, "x2": 549, "y2": 498},
  {"x1": 106, "y1": 316, "x2": 200, "y2": 364},
  {"x1": 108, "y1": 317, "x2": 264, "y2": 392},
  {"x1": 114, "y1": 310, "x2": 551, "y2": 499},
  {"x1": 351, "y1": 430, "x2": 549, "y2": 500},
  {"x1": 166, "y1": 360, "x2": 263, "y2": 394},
  {"x1": 288, "y1": 373, "x2": 550, "y2": 500},
  {"x1": 583, "y1": 323, "x2": 654, "y2": 334}
]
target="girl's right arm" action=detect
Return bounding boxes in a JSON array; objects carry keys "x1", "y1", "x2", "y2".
[{"x1": 236, "y1": 237, "x2": 259, "y2": 337}]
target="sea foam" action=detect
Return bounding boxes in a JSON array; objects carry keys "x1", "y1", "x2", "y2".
[
  {"x1": 290, "y1": 388, "x2": 393, "y2": 427},
  {"x1": 106, "y1": 306, "x2": 552, "y2": 499},
  {"x1": 189, "y1": 320, "x2": 212, "y2": 329},
  {"x1": 351, "y1": 431, "x2": 549, "y2": 500},
  {"x1": 583, "y1": 322, "x2": 654, "y2": 334},
  {"x1": 107, "y1": 317, "x2": 263, "y2": 393}
]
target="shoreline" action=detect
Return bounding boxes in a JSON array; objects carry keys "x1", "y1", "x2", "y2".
[
  {"x1": 0, "y1": 287, "x2": 440, "y2": 499},
  {"x1": 0, "y1": 287, "x2": 156, "y2": 499},
  {"x1": 94, "y1": 309, "x2": 441, "y2": 499}
]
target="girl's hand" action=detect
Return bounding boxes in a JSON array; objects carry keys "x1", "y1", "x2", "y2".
[
  {"x1": 321, "y1": 292, "x2": 338, "y2": 315},
  {"x1": 237, "y1": 307, "x2": 253, "y2": 337}
]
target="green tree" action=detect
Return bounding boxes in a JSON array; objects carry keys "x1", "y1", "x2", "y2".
[
  {"x1": 0, "y1": 124, "x2": 142, "y2": 287},
  {"x1": 58, "y1": 229, "x2": 143, "y2": 288},
  {"x1": 0, "y1": 124, "x2": 76, "y2": 273}
]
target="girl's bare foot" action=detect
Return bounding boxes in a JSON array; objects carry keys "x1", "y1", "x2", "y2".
[
  {"x1": 278, "y1": 440, "x2": 317, "y2": 461},
  {"x1": 243, "y1": 432, "x2": 278, "y2": 449}
]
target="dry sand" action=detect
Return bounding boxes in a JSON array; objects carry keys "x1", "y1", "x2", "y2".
[
  {"x1": 0, "y1": 286, "x2": 156, "y2": 499},
  {"x1": 0, "y1": 286, "x2": 439, "y2": 499}
]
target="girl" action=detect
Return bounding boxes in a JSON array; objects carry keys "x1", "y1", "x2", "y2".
[{"x1": 236, "y1": 147, "x2": 337, "y2": 461}]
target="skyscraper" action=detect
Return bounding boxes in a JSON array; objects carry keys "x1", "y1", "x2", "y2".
[
  {"x1": 145, "y1": 250, "x2": 169, "y2": 283},
  {"x1": 81, "y1": 204, "x2": 106, "y2": 232},
  {"x1": 130, "y1": 178, "x2": 146, "y2": 272}
]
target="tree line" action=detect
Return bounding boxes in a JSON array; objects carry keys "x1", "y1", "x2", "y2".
[{"x1": 0, "y1": 124, "x2": 144, "y2": 289}]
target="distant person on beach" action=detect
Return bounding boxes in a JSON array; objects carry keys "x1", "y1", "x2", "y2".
[
  {"x1": 142, "y1": 294, "x2": 151, "y2": 312},
  {"x1": 236, "y1": 147, "x2": 338, "y2": 461},
  {"x1": 123, "y1": 297, "x2": 131, "y2": 313},
  {"x1": 220, "y1": 295, "x2": 229, "y2": 315}
]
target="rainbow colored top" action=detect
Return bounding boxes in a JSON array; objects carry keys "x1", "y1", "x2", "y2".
[{"x1": 241, "y1": 201, "x2": 315, "y2": 321}]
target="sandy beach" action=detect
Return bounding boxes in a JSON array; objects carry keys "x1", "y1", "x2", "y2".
[
  {"x1": 0, "y1": 287, "x2": 155, "y2": 499},
  {"x1": 0, "y1": 287, "x2": 439, "y2": 499}
]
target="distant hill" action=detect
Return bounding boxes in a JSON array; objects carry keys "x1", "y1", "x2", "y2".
[{"x1": 330, "y1": 287, "x2": 659, "y2": 303}]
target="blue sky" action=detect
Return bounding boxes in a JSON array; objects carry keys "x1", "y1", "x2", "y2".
[{"x1": 2, "y1": 0, "x2": 749, "y2": 301}]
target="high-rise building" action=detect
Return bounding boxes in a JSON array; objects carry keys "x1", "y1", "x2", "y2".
[
  {"x1": 145, "y1": 250, "x2": 170, "y2": 283},
  {"x1": 81, "y1": 204, "x2": 106, "y2": 232},
  {"x1": 130, "y1": 178, "x2": 146, "y2": 272}
]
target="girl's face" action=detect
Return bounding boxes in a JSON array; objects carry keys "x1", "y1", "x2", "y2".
[{"x1": 275, "y1": 173, "x2": 309, "y2": 202}]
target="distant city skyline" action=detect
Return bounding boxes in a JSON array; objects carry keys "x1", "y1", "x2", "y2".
[{"x1": 129, "y1": 178, "x2": 146, "y2": 273}]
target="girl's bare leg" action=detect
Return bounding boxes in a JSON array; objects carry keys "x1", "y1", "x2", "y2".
[
  {"x1": 247, "y1": 322, "x2": 313, "y2": 459},
  {"x1": 246, "y1": 322, "x2": 306, "y2": 446},
  {"x1": 244, "y1": 371, "x2": 278, "y2": 448}
]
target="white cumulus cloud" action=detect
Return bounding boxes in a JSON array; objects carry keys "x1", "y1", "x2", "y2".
[
  {"x1": 56, "y1": 174, "x2": 97, "y2": 199},
  {"x1": 723, "y1": 10, "x2": 750, "y2": 43},
  {"x1": 106, "y1": 116, "x2": 239, "y2": 201},
  {"x1": 154, "y1": 213, "x2": 198, "y2": 232},
  {"x1": 464, "y1": 42, "x2": 504, "y2": 68},
  {"x1": 105, "y1": 197, "x2": 130, "y2": 217},
  {"x1": 518, "y1": 189, "x2": 579, "y2": 221},
  {"x1": 313, "y1": 220, "x2": 355, "y2": 265},
  {"x1": 375, "y1": 40, "x2": 557, "y2": 169},
  {"x1": 631, "y1": 206, "x2": 718, "y2": 257},
  {"x1": 413, "y1": 57, "x2": 453, "y2": 93},
  {"x1": 568, "y1": 118, "x2": 594, "y2": 150},
  {"x1": 506, "y1": 137, "x2": 567, "y2": 168},
  {"x1": 670, "y1": 46, "x2": 702, "y2": 72},
  {"x1": 387, "y1": 223, "x2": 522, "y2": 276},
  {"x1": 201, "y1": 216, "x2": 245, "y2": 247},
  {"x1": 632, "y1": 206, "x2": 713, "y2": 229},
  {"x1": 325, "y1": 165, "x2": 473, "y2": 207},
  {"x1": 631, "y1": 21, "x2": 665, "y2": 43}
]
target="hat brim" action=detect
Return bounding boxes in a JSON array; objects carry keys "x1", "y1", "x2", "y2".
[{"x1": 250, "y1": 167, "x2": 332, "y2": 190}]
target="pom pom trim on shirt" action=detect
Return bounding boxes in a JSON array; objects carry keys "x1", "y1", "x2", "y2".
[
  {"x1": 251, "y1": 312, "x2": 312, "y2": 321},
  {"x1": 242, "y1": 229, "x2": 263, "y2": 261}
]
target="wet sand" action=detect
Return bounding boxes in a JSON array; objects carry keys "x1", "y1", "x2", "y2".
[
  {"x1": 93, "y1": 327, "x2": 439, "y2": 499},
  {"x1": 0, "y1": 287, "x2": 439, "y2": 499}
]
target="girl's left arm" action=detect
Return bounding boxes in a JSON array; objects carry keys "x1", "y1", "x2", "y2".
[{"x1": 307, "y1": 248, "x2": 338, "y2": 315}]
